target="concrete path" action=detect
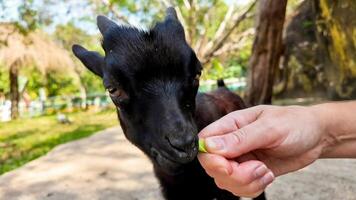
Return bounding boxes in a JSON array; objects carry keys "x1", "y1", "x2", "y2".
[{"x1": 0, "y1": 126, "x2": 356, "y2": 200}]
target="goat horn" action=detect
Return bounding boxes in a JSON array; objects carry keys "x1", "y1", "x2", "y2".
[
  {"x1": 97, "y1": 15, "x2": 117, "y2": 35},
  {"x1": 165, "y1": 7, "x2": 178, "y2": 21}
]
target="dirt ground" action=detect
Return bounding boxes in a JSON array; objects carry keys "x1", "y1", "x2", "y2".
[{"x1": 0, "y1": 126, "x2": 355, "y2": 200}]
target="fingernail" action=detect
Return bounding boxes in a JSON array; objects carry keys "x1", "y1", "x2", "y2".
[
  {"x1": 205, "y1": 137, "x2": 224, "y2": 151},
  {"x1": 254, "y1": 165, "x2": 268, "y2": 178},
  {"x1": 261, "y1": 171, "x2": 274, "y2": 185}
]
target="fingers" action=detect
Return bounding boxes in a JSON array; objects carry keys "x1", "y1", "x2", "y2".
[
  {"x1": 198, "y1": 154, "x2": 271, "y2": 186},
  {"x1": 227, "y1": 160, "x2": 272, "y2": 186},
  {"x1": 203, "y1": 120, "x2": 279, "y2": 158},
  {"x1": 215, "y1": 174, "x2": 271, "y2": 198},
  {"x1": 197, "y1": 153, "x2": 233, "y2": 176},
  {"x1": 198, "y1": 106, "x2": 265, "y2": 138},
  {"x1": 226, "y1": 161, "x2": 274, "y2": 197},
  {"x1": 230, "y1": 171, "x2": 274, "y2": 198},
  {"x1": 198, "y1": 154, "x2": 274, "y2": 198}
]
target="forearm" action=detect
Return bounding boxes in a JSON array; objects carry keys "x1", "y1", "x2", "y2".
[{"x1": 311, "y1": 101, "x2": 356, "y2": 158}]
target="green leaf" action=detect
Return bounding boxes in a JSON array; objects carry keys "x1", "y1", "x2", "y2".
[{"x1": 198, "y1": 139, "x2": 208, "y2": 153}]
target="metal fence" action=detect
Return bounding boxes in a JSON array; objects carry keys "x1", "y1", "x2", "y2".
[{"x1": 0, "y1": 94, "x2": 112, "y2": 122}]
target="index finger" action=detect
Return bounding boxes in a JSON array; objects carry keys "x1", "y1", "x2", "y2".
[{"x1": 198, "y1": 106, "x2": 265, "y2": 138}]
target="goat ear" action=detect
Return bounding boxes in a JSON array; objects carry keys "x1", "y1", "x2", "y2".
[
  {"x1": 163, "y1": 7, "x2": 186, "y2": 41},
  {"x1": 72, "y1": 44, "x2": 104, "y2": 77},
  {"x1": 97, "y1": 15, "x2": 117, "y2": 35},
  {"x1": 165, "y1": 7, "x2": 178, "y2": 21}
]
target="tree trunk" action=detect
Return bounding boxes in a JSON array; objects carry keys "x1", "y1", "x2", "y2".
[
  {"x1": 246, "y1": 0, "x2": 288, "y2": 106},
  {"x1": 9, "y1": 61, "x2": 20, "y2": 119},
  {"x1": 79, "y1": 83, "x2": 88, "y2": 110},
  {"x1": 316, "y1": 0, "x2": 356, "y2": 98},
  {"x1": 73, "y1": 69, "x2": 89, "y2": 110}
]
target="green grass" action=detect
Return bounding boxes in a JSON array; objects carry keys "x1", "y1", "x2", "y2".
[{"x1": 0, "y1": 109, "x2": 118, "y2": 175}]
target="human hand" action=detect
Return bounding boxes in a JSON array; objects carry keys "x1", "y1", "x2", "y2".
[{"x1": 198, "y1": 105, "x2": 329, "y2": 197}]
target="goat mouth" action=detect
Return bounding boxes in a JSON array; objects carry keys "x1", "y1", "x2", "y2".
[
  {"x1": 165, "y1": 137, "x2": 198, "y2": 160},
  {"x1": 150, "y1": 147, "x2": 185, "y2": 173}
]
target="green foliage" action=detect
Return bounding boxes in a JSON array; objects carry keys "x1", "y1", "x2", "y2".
[
  {"x1": 81, "y1": 70, "x2": 104, "y2": 94},
  {"x1": 14, "y1": 0, "x2": 38, "y2": 34},
  {"x1": 0, "y1": 109, "x2": 117, "y2": 174},
  {"x1": 110, "y1": 0, "x2": 138, "y2": 12},
  {"x1": 204, "y1": 58, "x2": 246, "y2": 80},
  {"x1": 190, "y1": 1, "x2": 229, "y2": 42},
  {"x1": 92, "y1": 0, "x2": 235, "y2": 45},
  {"x1": 224, "y1": 63, "x2": 245, "y2": 78},
  {"x1": 93, "y1": 0, "x2": 161, "y2": 26},
  {"x1": 8, "y1": 0, "x2": 51, "y2": 35},
  {"x1": 204, "y1": 41, "x2": 251, "y2": 80},
  {"x1": 302, "y1": 20, "x2": 313, "y2": 28},
  {"x1": 211, "y1": 59, "x2": 224, "y2": 79},
  {"x1": 21, "y1": 66, "x2": 44, "y2": 99},
  {"x1": 54, "y1": 22, "x2": 95, "y2": 50},
  {"x1": 0, "y1": 66, "x2": 9, "y2": 95},
  {"x1": 45, "y1": 71, "x2": 79, "y2": 97},
  {"x1": 0, "y1": 65, "x2": 80, "y2": 99}
]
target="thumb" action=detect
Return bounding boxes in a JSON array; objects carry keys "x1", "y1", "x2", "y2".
[{"x1": 203, "y1": 120, "x2": 277, "y2": 158}]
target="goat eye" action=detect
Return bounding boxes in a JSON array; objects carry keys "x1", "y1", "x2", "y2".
[
  {"x1": 107, "y1": 87, "x2": 129, "y2": 107},
  {"x1": 107, "y1": 87, "x2": 123, "y2": 97},
  {"x1": 107, "y1": 87, "x2": 117, "y2": 94},
  {"x1": 185, "y1": 103, "x2": 193, "y2": 110},
  {"x1": 193, "y1": 72, "x2": 201, "y2": 86},
  {"x1": 195, "y1": 73, "x2": 201, "y2": 81}
]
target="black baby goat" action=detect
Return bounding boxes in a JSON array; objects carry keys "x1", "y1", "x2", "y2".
[{"x1": 72, "y1": 7, "x2": 266, "y2": 200}]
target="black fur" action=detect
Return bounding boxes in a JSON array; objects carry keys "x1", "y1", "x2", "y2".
[{"x1": 72, "y1": 8, "x2": 265, "y2": 200}]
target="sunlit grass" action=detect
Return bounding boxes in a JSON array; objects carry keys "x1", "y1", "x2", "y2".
[{"x1": 0, "y1": 109, "x2": 118, "y2": 175}]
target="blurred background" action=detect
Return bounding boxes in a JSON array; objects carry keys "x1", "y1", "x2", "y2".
[{"x1": 0, "y1": 0, "x2": 355, "y2": 177}]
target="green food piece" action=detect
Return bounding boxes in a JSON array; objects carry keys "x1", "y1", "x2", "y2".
[{"x1": 198, "y1": 139, "x2": 208, "y2": 153}]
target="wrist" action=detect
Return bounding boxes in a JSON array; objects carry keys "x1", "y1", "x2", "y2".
[
  {"x1": 309, "y1": 103, "x2": 339, "y2": 158},
  {"x1": 310, "y1": 102, "x2": 356, "y2": 158}
]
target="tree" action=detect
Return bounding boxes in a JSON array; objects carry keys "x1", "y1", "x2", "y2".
[
  {"x1": 246, "y1": 0, "x2": 288, "y2": 105},
  {"x1": 315, "y1": 0, "x2": 356, "y2": 98},
  {"x1": 275, "y1": 0, "x2": 356, "y2": 100},
  {"x1": 0, "y1": 24, "x2": 75, "y2": 119},
  {"x1": 0, "y1": 0, "x2": 77, "y2": 119},
  {"x1": 0, "y1": 0, "x2": 39, "y2": 119}
]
